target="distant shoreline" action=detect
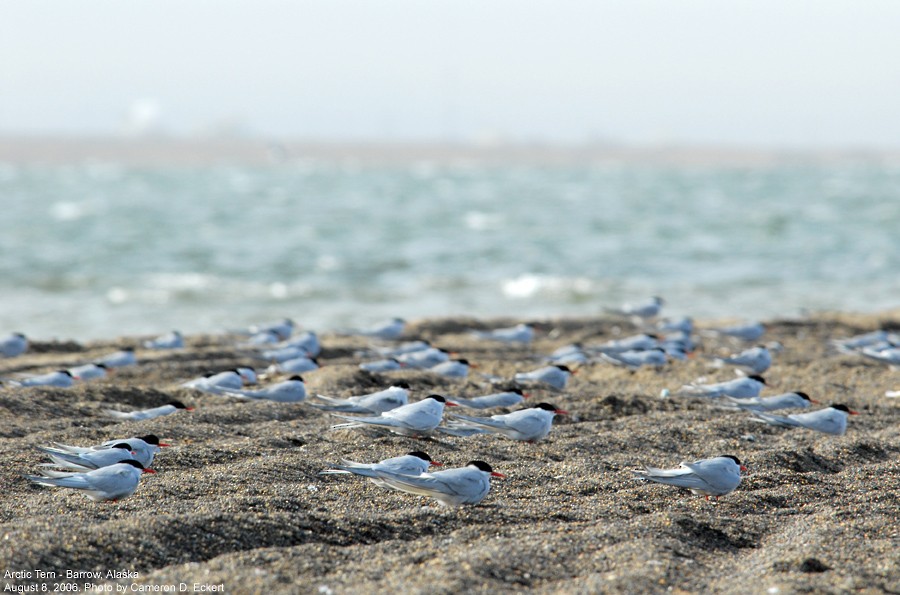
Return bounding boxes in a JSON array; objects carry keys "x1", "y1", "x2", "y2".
[{"x1": 1, "y1": 135, "x2": 899, "y2": 167}]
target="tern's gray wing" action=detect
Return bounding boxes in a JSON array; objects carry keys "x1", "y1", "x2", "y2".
[
  {"x1": 434, "y1": 424, "x2": 491, "y2": 437},
  {"x1": 222, "y1": 384, "x2": 306, "y2": 402},
  {"x1": 318, "y1": 459, "x2": 379, "y2": 478},
  {"x1": 310, "y1": 400, "x2": 373, "y2": 414},
  {"x1": 676, "y1": 384, "x2": 723, "y2": 397},
  {"x1": 449, "y1": 410, "x2": 549, "y2": 440},
  {"x1": 633, "y1": 465, "x2": 713, "y2": 492},
  {"x1": 76, "y1": 466, "x2": 141, "y2": 499},
  {"x1": 330, "y1": 414, "x2": 403, "y2": 429},
  {"x1": 106, "y1": 405, "x2": 177, "y2": 420},
  {"x1": 749, "y1": 411, "x2": 803, "y2": 428},
  {"x1": 39, "y1": 444, "x2": 137, "y2": 470},
  {"x1": 723, "y1": 393, "x2": 808, "y2": 412},
  {"x1": 372, "y1": 468, "x2": 488, "y2": 505},
  {"x1": 27, "y1": 465, "x2": 140, "y2": 500},
  {"x1": 448, "y1": 413, "x2": 509, "y2": 430},
  {"x1": 790, "y1": 409, "x2": 847, "y2": 435},
  {"x1": 26, "y1": 471, "x2": 92, "y2": 490},
  {"x1": 449, "y1": 392, "x2": 524, "y2": 409}
]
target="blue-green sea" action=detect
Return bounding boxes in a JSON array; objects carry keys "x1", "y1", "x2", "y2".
[{"x1": 2, "y1": 159, "x2": 899, "y2": 340}]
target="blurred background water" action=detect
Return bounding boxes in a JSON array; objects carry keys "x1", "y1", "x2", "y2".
[
  {"x1": 5, "y1": 2, "x2": 900, "y2": 340},
  {"x1": 2, "y1": 157, "x2": 899, "y2": 340}
]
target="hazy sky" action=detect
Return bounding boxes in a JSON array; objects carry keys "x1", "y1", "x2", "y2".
[{"x1": 3, "y1": 1, "x2": 900, "y2": 147}]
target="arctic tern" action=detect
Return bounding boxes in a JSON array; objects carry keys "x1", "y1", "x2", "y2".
[
  {"x1": 371, "y1": 460, "x2": 504, "y2": 507},
  {"x1": 25, "y1": 459, "x2": 155, "y2": 502},
  {"x1": 634, "y1": 455, "x2": 746, "y2": 500}
]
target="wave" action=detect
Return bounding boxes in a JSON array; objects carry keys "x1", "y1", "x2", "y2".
[{"x1": 501, "y1": 274, "x2": 597, "y2": 299}]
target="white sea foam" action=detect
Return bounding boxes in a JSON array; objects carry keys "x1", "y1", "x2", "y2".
[
  {"x1": 464, "y1": 211, "x2": 503, "y2": 231},
  {"x1": 49, "y1": 201, "x2": 89, "y2": 221},
  {"x1": 501, "y1": 274, "x2": 594, "y2": 299},
  {"x1": 146, "y1": 273, "x2": 217, "y2": 291}
]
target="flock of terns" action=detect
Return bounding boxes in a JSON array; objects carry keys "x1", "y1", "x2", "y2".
[{"x1": 2, "y1": 295, "x2": 894, "y2": 507}]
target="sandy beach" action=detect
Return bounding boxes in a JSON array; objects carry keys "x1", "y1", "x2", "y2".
[{"x1": 2, "y1": 312, "x2": 899, "y2": 594}]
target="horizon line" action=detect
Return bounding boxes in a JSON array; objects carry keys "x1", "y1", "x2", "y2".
[{"x1": 1, "y1": 134, "x2": 899, "y2": 167}]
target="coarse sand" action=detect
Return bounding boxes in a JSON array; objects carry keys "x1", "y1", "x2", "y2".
[{"x1": 2, "y1": 312, "x2": 899, "y2": 594}]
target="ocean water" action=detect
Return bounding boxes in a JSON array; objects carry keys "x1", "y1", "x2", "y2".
[{"x1": 2, "y1": 159, "x2": 899, "y2": 341}]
